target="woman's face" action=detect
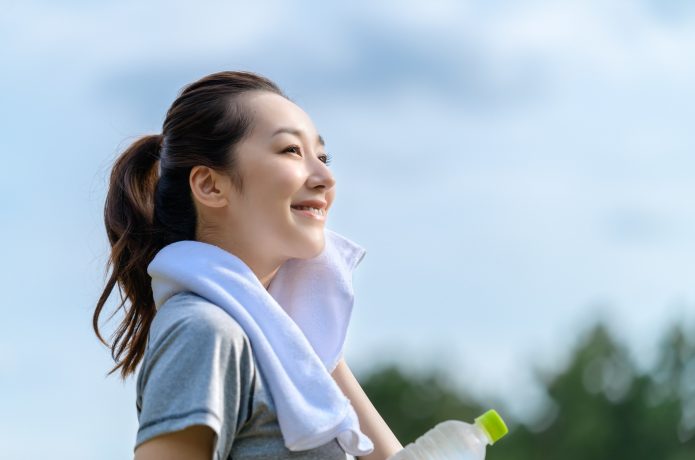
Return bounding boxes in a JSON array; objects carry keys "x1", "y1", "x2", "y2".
[{"x1": 207, "y1": 91, "x2": 336, "y2": 272}]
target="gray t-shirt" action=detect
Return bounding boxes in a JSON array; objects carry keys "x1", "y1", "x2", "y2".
[{"x1": 135, "y1": 291, "x2": 354, "y2": 460}]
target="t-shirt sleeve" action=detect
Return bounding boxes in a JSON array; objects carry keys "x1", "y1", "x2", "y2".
[{"x1": 135, "y1": 301, "x2": 256, "y2": 459}]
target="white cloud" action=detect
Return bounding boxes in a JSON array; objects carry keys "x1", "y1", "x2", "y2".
[{"x1": 4, "y1": 0, "x2": 289, "y2": 70}]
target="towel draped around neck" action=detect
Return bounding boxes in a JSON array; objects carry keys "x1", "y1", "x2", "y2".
[{"x1": 147, "y1": 228, "x2": 374, "y2": 455}]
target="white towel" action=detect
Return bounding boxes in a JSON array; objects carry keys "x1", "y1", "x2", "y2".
[
  {"x1": 267, "y1": 228, "x2": 366, "y2": 373},
  {"x1": 147, "y1": 228, "x2": 374, "y2": 455}
]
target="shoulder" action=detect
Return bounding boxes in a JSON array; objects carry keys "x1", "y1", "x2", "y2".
[
  {"x1": 147, "y1": 291, "x2": 251, "y2": 352},
  {"x1": 137, "y1": 291, "x2": 257, "y2": 394},
  {"x1": 135, "y1": 293, "x2": 259, "y2": 456}
]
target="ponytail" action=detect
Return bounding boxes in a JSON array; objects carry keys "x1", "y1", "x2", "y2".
[
  {"x1": 93, "y1": 134, "x2": 164, "y2": 380},
  {"x1": 93, "y1": 70, "x2": 287, "y2": 380}
]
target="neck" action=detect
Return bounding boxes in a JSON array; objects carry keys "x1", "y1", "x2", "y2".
[
  {"x1": 195, "y1": 235, "x2": 284, "y2": 290},
  {"x1": 260, "y1": 265, "x2": 281, "y2": 290}
]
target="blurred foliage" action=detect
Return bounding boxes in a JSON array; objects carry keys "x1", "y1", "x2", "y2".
[
  {"x1": 358, "y1": 364, "x2": 484, "y2": 443},
  {"x1": 359, "y1": 320, "x2": 695, "y2": 459}
]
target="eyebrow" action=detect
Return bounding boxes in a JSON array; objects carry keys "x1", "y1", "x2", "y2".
[{"x1": 272, "y1": 127, "x2": 325, "y2": 147}]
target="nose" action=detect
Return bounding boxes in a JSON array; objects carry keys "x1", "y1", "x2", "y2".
[{"x1": 306, "y1": 155, "x2": 336, "y2": 190}]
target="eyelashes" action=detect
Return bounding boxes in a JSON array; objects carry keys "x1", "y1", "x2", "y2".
[{"x1": 283, "y1": 144, "x2": 332, "y2": 165}]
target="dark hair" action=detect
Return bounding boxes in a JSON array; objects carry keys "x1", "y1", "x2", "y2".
[{"x1": 93, "y1": 71, "x2": 288, "y2": 380}]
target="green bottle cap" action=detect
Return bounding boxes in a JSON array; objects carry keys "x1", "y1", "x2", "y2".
[{"x1": 474, "y1": 409, "x2": 508, "y2": 445}]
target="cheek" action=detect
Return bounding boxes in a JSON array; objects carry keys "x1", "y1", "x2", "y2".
[
  {"x1": 275, "y1": 168, "x2": 304, "y2": 198},
  {"x1": 245, "y1": 155, "x2": 301, "y2": 193},
  {"x1": 254, "y1": 167, "x2": 303, "y2": 209}
]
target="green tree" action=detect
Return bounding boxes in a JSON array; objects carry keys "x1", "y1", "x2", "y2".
[
  {"x1": 360, "y1": 319, "x2": 695, "y2": 459},
  {"x1": 642, "y1": 320, "x2": 695, "y2": 459},
  {"x1": 478, "y1": 320, "x2": 695, "y2": 460},
  {"x1": 359, "y1": 364, "x2": 483, "y2": 445}
]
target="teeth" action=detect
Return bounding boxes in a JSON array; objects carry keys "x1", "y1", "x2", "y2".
[{"x1": 293, "y1": 205, "x2": 325, "y2": 216}]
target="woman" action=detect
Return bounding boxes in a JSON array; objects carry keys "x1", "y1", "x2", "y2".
[{"x1": 92, "y1": 71, "x2": 403, "y2": 459}]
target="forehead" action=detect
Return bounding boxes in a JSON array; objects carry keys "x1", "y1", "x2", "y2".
[{"x1": 244, "y1": 91, "x2": 317, "y2": 138}]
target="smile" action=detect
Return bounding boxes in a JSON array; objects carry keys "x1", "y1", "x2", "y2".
[{"x1": 291, "y1": 205, "x2": 326, "y2": 220}]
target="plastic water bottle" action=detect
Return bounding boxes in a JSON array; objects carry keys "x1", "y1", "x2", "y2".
[{"x1": 387, "y1": 409, "x2": 508, "y2": 460}]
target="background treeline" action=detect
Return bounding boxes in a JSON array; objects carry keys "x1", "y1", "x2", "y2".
[{"x1": 359, "y1": 319, "x2": 695, "y2": 459}]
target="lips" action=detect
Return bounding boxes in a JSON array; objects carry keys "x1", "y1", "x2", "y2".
[
  {"x1": 291, "y1": 205, "x2": 326, "y2": 220},
  {"x1": 290, "y1": 199, "x2": 327, "y2": 210}
]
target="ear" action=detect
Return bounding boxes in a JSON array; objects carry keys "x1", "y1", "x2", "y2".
[{"x1": 189, "y1": 165, "x2": 231, "y2": 209}]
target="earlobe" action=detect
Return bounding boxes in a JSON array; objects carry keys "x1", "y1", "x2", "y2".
[{"x1": 189, "y1": 165, "x2": 229, "y2": 208}]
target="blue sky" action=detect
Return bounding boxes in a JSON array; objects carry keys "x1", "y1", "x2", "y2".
[{"x1": 2, "y1": 0, "x2": 695, "y2": 458}]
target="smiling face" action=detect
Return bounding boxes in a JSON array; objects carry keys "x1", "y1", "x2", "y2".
[{"x1": 191, "y1": 90, "x2": 336, "y2": 284}]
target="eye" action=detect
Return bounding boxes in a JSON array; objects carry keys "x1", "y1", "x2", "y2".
[
  {"x1": 283, "y1": 145, "x2": 332, "y2": 166},
  {"x1": 320, "y1": 152, "x2": 332, "y2": 165},
  {"x1": 283, "y1": 144, "x2": 302, "y2": 155}
]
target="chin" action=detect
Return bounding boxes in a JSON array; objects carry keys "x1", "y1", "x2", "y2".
[{"x1": 295, "y1": 230, "x2": 326, "y2": 259}]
